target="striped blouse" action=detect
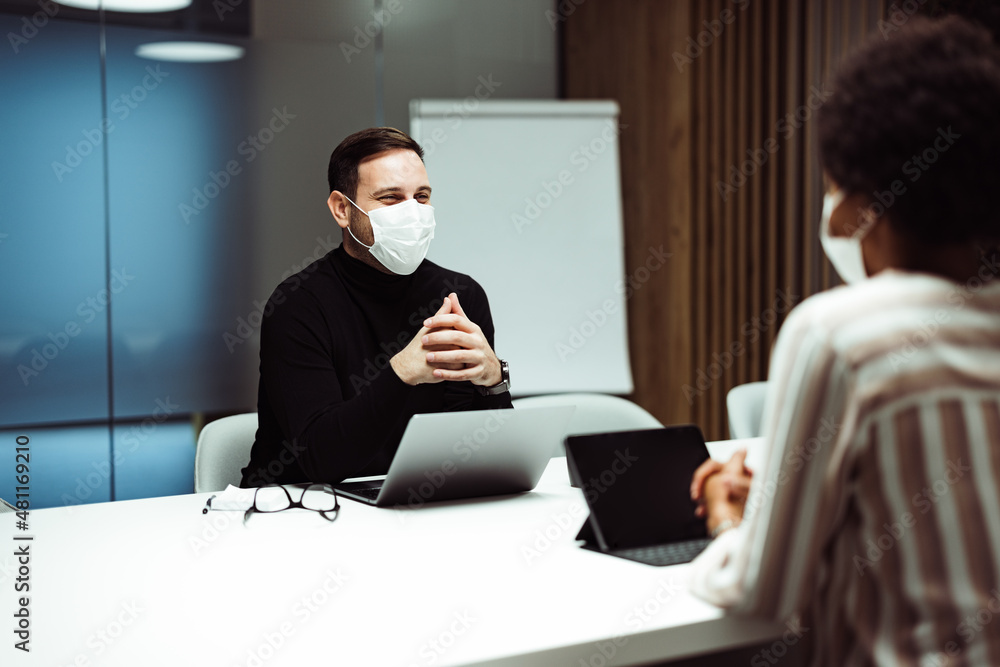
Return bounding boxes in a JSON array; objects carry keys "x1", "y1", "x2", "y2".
[{"x1": 690, "y1": 265, "x2": 1000, "y2": 666}]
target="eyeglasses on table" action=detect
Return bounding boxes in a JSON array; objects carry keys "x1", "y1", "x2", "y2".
[{"x1": 243, "y1": 483, "x2": 340, "y2": 524}]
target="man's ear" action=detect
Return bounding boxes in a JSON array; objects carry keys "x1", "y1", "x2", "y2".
[{"x1": 328, "y1": 191, "x2": 351, "y2": 229}]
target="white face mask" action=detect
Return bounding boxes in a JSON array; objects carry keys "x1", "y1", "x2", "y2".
[
  {"x1": 345, "y1": 197, "x2": 436, "y2": 275},
  {"x1": 819, "y1": 189, "x2": 871, "y2": 284}
]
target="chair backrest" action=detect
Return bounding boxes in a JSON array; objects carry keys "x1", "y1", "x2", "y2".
[
  {"x1": 194, "y1": 413, "x2": 258, "y2": 493},
  {"x1": 726, "y1": 381, "x2": 769, "y2": 440},
  {"x1": 511, "y1": 393, "x2": 663, "y2": 454}
]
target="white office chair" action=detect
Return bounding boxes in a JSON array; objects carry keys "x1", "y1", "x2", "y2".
[
  {"x1": 194, "y1": 413, "x2": 258, "y2": 493},
  {"x1": 726, "y1": 381, "x2": 769, "y2": 440},
  {"x1": 511, "y1": 393, "x2": 663, "y2": 455}
]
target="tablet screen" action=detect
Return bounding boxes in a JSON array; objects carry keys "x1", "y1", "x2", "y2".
[{"x1": 566, "y1": 426, "x2": 710, "y2": 551}]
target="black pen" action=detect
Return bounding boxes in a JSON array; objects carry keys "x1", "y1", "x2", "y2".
[{"x1": 202, "y1": 495, "x2": 217, "y2": 514}]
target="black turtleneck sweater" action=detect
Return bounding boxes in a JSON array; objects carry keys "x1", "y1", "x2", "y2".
[{"x1": 240, "y1": 245, "x2": 512, "y2": 487}]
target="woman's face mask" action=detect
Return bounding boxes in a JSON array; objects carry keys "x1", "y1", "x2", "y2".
[{"x1": 820, "y1": 189, "x2": 875, "y2": 284}]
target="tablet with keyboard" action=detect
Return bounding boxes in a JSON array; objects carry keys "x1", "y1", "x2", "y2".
[{"x1": 565, "y1": 425, "x2": 712, "y2": 566}]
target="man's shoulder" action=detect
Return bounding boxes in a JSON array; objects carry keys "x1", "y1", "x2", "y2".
[
  {"x1": 258, "y1": 253, "x2": 345, "y2": 332},
  {"x1": 268, "y1": 252, "x2": 340, "y2": 304}
]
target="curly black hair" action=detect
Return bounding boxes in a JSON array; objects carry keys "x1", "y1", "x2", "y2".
[{"x1": 817, "y1": 15, "x2": 1000, "y2": 245}]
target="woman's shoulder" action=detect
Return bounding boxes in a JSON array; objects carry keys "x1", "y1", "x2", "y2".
[{"x1": 785, "y1": 270, "x2": 960, "y2": 333}]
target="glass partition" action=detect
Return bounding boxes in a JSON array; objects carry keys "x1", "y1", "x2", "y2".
[
  {"x1": 103, "y1": 24, "x2": 257, "y2": 419},
  {"x1": 1, "y1": 17, "x2": 109, "y2": 427},
  {"x1": 0, "y1": 0, "x2": 555, "y2": 508},
  {"x1": 1, "y1": 15, "x2": 113, "y2": 504}
]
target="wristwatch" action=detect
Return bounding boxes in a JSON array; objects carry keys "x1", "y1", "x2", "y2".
[{"x1": 476, "y1": 359, "x2": 510, "y2": 396}]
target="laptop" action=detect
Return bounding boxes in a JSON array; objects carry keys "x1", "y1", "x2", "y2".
[
  {"x1": 565, "y1": 425, "x2": 713, "y2": 566},
  {"x1": 334, "y1": 406, "x2": 575, "y2": 508}
]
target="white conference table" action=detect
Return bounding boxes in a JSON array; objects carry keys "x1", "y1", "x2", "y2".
[{"x1": 1, "y1": 438, "x2": 781, "y2": 667}]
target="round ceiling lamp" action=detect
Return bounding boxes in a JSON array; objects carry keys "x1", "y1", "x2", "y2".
[
  {"x1": 135, "y1": 41, "x2": 245, "y2": 62},
  {"x1": 55, "y1": 0, "x2": 192, "y2": 10}
]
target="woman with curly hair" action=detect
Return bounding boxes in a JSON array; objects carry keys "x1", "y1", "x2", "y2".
[{"x1": 690, "y1": 15, "x2": 1000, "y2": 666}]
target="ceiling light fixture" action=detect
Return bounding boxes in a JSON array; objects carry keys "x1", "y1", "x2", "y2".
[
  {"x1": 56, "y1": 0, "x2": 193, "y2": 12},
  {"x1": 135, "y1": 41, "x2": 245, "y2": 63}
]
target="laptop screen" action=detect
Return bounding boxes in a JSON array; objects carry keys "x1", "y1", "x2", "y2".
[{"x1": 565, "y1": 426, "x2": 710, "y2": 551}]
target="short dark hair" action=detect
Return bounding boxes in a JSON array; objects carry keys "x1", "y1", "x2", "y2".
[
  {"x1": 817, "y1": 15, "x2": 1000, "y2": 244},
  {"x1": 327, "y1": 127, "x2": 424, "y2": 199}
]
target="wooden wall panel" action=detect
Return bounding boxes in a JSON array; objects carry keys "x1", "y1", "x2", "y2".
[
  {"x1": 749, "y1": 4, "x2": 764, "y2": 383},
  {"x1": 564, "y1": 0, "x2": 886, "y2": 440},
  {"x1": 692, "y1": 0, "x2": 710, "y2": 434}
]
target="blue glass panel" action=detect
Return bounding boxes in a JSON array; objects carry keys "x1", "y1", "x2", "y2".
[
  {"x1": 104, "y1": 26, "x2": 257, "y2": 420},
  {"x1": 0, "y1": 426, "x2": 112, "y2": 509},
  {"x1": 0, "y1": 18, "x2": 110, "y2": 426},
  {"x1": 112, "y1": 421, "x2": 196, "y2": 500}
]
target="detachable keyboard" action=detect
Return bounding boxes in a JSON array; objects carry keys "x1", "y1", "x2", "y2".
[{"x1": 611, "y1": 538, "x2": 712, "y2": 566}]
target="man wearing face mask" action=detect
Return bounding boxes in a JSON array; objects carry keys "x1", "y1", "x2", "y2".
[
  {"x1": 687, "y1": 17, "x2": 1000, "y2": 666},
  {"x1": 240, "y1": 127, "x2": 511, "y2": 487}
]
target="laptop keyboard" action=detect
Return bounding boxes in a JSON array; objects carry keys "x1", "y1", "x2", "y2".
[
  {"x1": 347, "y1": 486, "x2": 381, "y2": 500},
  {"x1": 613, "y1": 538, "x2": 712, "y2": 566}
]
